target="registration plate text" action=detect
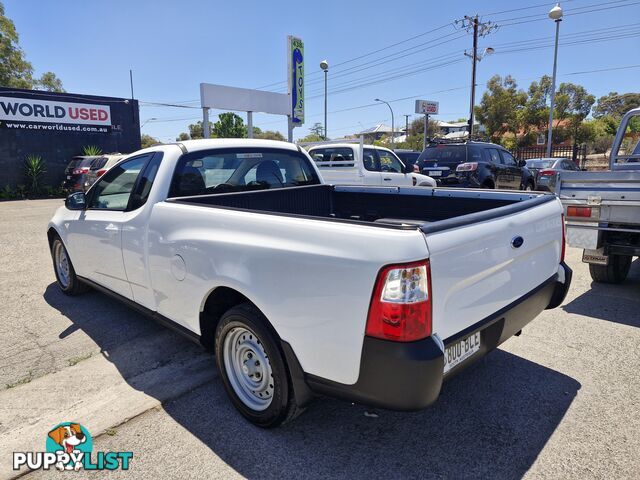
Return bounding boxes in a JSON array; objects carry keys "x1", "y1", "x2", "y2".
[{"x1": 443, "y1": 332, "x2": 481, "y2": 374}]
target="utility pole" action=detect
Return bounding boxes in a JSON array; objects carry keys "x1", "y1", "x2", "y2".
[
  {"x1": 457, "y1": 15, "x2": 497, "y2": 138},
  {"x1": 404, "y1": 114, "x2": 411, "y2": 140}
]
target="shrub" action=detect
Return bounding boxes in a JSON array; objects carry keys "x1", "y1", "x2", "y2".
[
  {"x1": 24, "y1": 155, "x2": 47, "y2": 195},
  {"x1": 82, "y1": 145, "x2": 103, "y2": 156}
]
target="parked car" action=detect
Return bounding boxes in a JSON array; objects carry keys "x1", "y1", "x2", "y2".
[
  {"x1": 49, "y1": 139, "x2": 570, "y2": 427},
  {"x1": 394, "y1": 149, "x2": 421, "y2": 172},
  {"x1": 308, "y1": 143, "x2": 436, "y2": 187},
  {"x1": 85, "y1": 154, "x2": 125, "y2": 189},
  {"x1": 525, "y1": 157, "x2": 580, "y2": 191},
  {"x1": 416, "y1": 141, "x2": 535, "y2": 190},
  {"x1": 62, "y1": 156, "x2": 101, "y2": 192}
]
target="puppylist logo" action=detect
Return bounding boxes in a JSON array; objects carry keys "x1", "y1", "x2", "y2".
[{"x1": 13, "y1": 422, "x2": 133, "y2": 472}]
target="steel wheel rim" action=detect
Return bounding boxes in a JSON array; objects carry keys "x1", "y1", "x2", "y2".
[
  {"x1": 54, "y1": 242, "x2": 70, "y2": 288},
  {"x1": 223, "y1": 326, "x2": 274, "y2": 411}
]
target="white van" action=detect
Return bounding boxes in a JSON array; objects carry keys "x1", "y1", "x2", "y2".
[{"x1": 308, "y1": 143, "x2": 436, "y2": 187}]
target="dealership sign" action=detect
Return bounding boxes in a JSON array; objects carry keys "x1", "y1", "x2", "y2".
[
  {"x1": 0, "y1": 97, "x2": 111, "y2": 126},
  {"x1": 415, "y1": 100, "x2": 439, "y2": 115},
  {"x1": 288, "y1": 36, "x2": 304, "y2": 126}
]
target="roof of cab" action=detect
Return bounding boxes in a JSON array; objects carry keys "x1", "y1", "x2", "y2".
[{"x1": 178, "y1": 138, "x2": 300, "y2": 153}]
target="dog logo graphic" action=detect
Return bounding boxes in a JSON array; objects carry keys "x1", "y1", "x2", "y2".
[{"x1": 46, "y1": 422, "x2": 93, "y2": 471}]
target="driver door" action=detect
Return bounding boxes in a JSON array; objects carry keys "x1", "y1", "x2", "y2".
[
  {"x1": 66, "y1": 154, "x2": 151, "y2": 299},
  {"x1": 376, "y1": 149, "x2": 408, "y2": 186}
]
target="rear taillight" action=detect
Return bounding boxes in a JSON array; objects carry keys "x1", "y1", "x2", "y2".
[
  {"x1": 366, "y1": 260, "x2": 432, "y2": 342},
  {"x1": 413, "y1": 165, "x2": 420, "y2": 173},
  {"x1": 566, "y1": 206, "x2": 592, "y2": 218},
  {"x1": 96, "y1": 169, "x2": 107, "y2": 177},
  {"x1": 539, "y1": 169, "x2": 556, "y2": 177},
  {"x1": 72, "y1": 167, "x2": 89, "y2": 175},
  {"x1": 561, "y1": 214, "x2": 566, "y2": 263},
  {"x1": 456, "y1": 162, "x2": 478, "y2": 172}
]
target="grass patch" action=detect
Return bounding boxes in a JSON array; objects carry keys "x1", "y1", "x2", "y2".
[{"x1": 68, "y1": 352, "x2": 93, "y2": 366}]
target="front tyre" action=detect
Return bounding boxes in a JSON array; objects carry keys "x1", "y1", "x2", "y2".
[
  {"x1": 50, "y1": 236, "x2": 89, "y2": 296},
  {"x1": 215, "y1": 303, "x2": 299, "y2": 427},
  {"x1": 588, "y1": 254, "x2": 632, "y2": 284}
]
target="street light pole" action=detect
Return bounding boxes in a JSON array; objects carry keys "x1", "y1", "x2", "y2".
[
  {"x1": 140, "y1": 117, "x2": 157, "y2": 128},
  {"x1": 546, "y1": 3, "x2": 563, "y2": 158},
  {"x1": 320, "y1": 60, "x2": 329, "y2": 139},
  {"x1": 375, "y1": 98, "x2": 395, "y2": 149},
  {"x1": 468, "y1": 15, "x2": 479, "y2": 137}
]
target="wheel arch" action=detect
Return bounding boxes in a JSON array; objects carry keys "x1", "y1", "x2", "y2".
[{"x1": 199, "y1": 286, "x2": 276, "y2": 351}]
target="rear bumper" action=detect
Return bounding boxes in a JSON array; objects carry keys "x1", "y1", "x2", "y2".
[{"x1": 301, "y1": 263, "x2": 572, "y2": 411}]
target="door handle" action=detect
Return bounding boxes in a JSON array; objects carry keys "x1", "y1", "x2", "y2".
[{"x1": 383, "y1": 178, "x2": 392, "y2": 181}]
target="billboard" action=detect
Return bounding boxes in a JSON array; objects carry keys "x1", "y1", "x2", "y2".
[
  {"x1": 199, "y1": 83, "x2": 288, "y2": 115},
  {"x1": 288, "y1": 36, "x2": 304, "y2": 126},
  {"x1": 415, "y1": 100, "x2": 439, "y2": 115},
  {"x1": 0, "y1": 88, "x2": 141, "y2": 188}
]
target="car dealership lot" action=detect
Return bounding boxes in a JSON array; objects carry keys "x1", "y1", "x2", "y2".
[{"x1": 1, "y1": 198, "x2": 639, "y2": 479}]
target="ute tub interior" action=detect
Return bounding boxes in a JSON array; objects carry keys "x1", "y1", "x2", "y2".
[{"x1": 167, "y1": 184, "x2": 554, "y2": 230}]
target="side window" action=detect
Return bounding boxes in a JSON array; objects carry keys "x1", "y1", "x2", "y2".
[
  {"x1": 88, "y1": 155, "x2": 150, "y2": 210},
  {"x1": 485, "y1": 148, "x2": 501, "y2": 165},
  {"x1": 468, "y1": 146, "x2": 483, "y2": 162},
  {"x1": 377, "y1": 150, "x2": 404, "y2": 173},
  {"x1": 310, "y1": 148, "x2": 355, "y2": 167},
  {"x1": 363, "y1": 148, "x2": 379, "y2": 172},
  {"x1": 500, "y1": 150, "x2": 517, "y2": 166}
]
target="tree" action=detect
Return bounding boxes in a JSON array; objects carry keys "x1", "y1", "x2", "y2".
[
  {"x1": 0, "y1": 3, "x2": 64, "y2": 90},
  {"x1": 309, "y1": 122, "x2": 324, "y2": 138},
  {"x1": 474, "y1": 75, "x2": 526, "y2": 139},
  {"x1": 554, "y1": 82, "x2": 595, "y2": 144},
  {"x1": 254, "y1": 129, "x2": 285, "y2": 141},
  {"x1": 141, "y1": 134, "x2": 159, "y2": 148},
  {"x1": 396, "y1": 118, "x2": 438, "y2": 150},
  {"x1": 176, "y1": 132, "x2": 190, "y2": 141},
  {"x1": 519, "y1": 76, "x2": 552, "y2": 136},
  {"x1": 35, "y1": 72, "x2": 64, "y2": 92},
  {"x1": 298, "y1": 133, "x2": 323, "y2": 143},
  {"x1": 593, "y1": 92, "x2": 640, "y2": 119},
  {"x1": 212, "y1": 112, "x2": 246, "y2": 138}
]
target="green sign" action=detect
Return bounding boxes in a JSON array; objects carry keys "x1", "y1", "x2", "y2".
[{"x1": 289, "y1": 36, "x2": 304, "y2": 126}]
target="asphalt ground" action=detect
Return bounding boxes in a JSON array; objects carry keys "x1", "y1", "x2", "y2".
[{"x1": 1, "y1": 198, "x2": 638, "y2": 479}]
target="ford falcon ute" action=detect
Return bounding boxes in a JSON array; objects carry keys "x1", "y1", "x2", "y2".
[{"x1": 48, "y1": 139, "x2": 572, "y2": 427}]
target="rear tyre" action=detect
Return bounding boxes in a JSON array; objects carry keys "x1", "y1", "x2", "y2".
[
  {"x1": 524, "y1": 181, "x2": 534, "y2": 191},
  {"x1": 481, "y1": 180, "x2": 495, "y2": 189},
  {"x1": 50, "y1": 236, "x2": 90, "y2": 296},
  {"x1": 588, "y1": 254, "x2": 632, "y2": 284},
  {"x1": 215, "y1": 303, "x2": 299, "y2": 427}
]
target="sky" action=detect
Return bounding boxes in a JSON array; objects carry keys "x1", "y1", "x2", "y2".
[{"x1": 5, "y1": 0, "x2": 639, "y2": 143}]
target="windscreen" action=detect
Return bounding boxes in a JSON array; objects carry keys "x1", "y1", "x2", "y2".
[{"x1": 169, "y1": 147, "x2": 321, "y2": 197}]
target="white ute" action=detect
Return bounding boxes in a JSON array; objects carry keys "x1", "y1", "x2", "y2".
[
  {"x1": 307, "y1": 141, "x2": 436, "y2": 187},
  {"x1": 48, "y1": 139, "x2": 571, "y2": 427}
]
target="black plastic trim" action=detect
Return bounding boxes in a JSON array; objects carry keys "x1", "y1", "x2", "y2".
[{"x1": 545, "y1": 262, "x2": 572, "y2": 309}]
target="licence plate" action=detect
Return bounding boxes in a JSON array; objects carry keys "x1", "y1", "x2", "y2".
[
  {"x1": 582, "y1": 249, "x2": 608, "y2": 265},
  {"x1": 428, "y1": 170, "x2": 442, "y2": 177},
  {"x1": 443, "y1": 332, "x2": 481, "y2": 374},
  {"x1": 66, "y1": 175, "x2": 71, "y2": 180}
]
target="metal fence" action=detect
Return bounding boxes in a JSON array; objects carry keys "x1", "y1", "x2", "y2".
[{"x1": 512, "y1": 145, "x2": 587, "y2": 168}]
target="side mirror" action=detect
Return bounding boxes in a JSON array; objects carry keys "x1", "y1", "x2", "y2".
[
  {"x1": 517, "y1": 159, "x2": 527, "y2": 167},
  {"x1": 403, "y1": 162, "x2": 414, "y2": 174},
  {"x1": 65, "y1": 191, "x2": 87, "y2": 210}
]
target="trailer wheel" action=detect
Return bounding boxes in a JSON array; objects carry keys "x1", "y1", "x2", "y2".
[
  {"x1": 215, "y1": 303, "x2": 300, "y2": 427},
  {"x1": 588, "y1": 254, "x2": 632, "y2": 284}
]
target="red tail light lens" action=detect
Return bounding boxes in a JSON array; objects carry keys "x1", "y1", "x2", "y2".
[
  {"x1": 456, "y1": 162, "x2": 478, "y2": 172},
  {"x1": 539, "y1": 169, "x2": 556, "y2": 176},
  {"x1": 413, "y1": 165, "x2": 420, "y2": 173},
  {"x1": 566, "y1": 206, "x2": 592, "y2": 218},
  {"x1": 96, "y1": 169, "x2": 107, "y2": 177},
  {"x1": 72, "y1": 167, "x2": 89, "y2": 175},
  {"x1": 366, "y1": 260, "x2": 432, "y2": 342},
  {"x1": 560, "y1": 214, "x2": 566, "y2": 262}
]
